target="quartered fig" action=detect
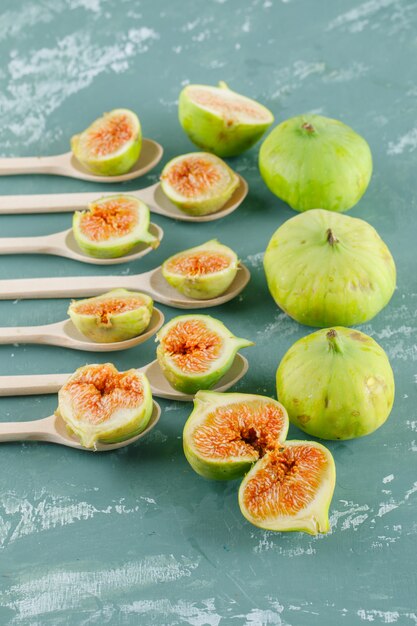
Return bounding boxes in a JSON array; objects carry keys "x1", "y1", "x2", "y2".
[
  {"x1": 276, "y1": 327, "x2": 395, "y2": 440},
  {"x1": 264, "y1": 209, "x2": 396, "y2": 327},
  {"x1": 162, "y1": 239, "x2": 239, "y2": 300},
  {"x1": 183, "y1": 390, "x2": 289, "y2": 480},
  {"x1": 259, "y1": 113, "x2": 372, "y2": 213},
  {"x1": 156, "y1": 315, "x2": 253, "y2": 394},
  {"x1": 73, "y1": 194, "x2": 158, "y2": 259},
  {"x1": 179, "y1": 82, "x2": 274, "y2": 157},
  {"x1": 71, "y1": 109, "x2": 142, "y2": 176},
  {"x1": 56, "y1": 363, "x2": 153, "y2": 449},
  {"x1": 68, "y1": 289, "x2": 153, "y2": 343},
  {"x1": 238, "y1": 440, "x2": 336, "y2": 535},
  {"x1": 160, "y1": 152, "x2": 239, "y2": 216}
]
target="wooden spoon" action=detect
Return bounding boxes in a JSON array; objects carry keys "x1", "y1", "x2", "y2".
[
  {"x1": 0, "y1": 401, "x2": 161, "y2": 451},
  {"x1": 0, "y1": 263, "x2": 250, "y2": 308},
  {"x1": 0, "y1": 139, "x2": 163, "y2": 183},
  {"x1": 0, "y1": 223, "x2": 163, "y2": 265},
  {"x1": 0, "y1": 175, "x2": 248, "y2": 223},
  {"x1": 0, "y1": 307, "x2": 164, "y2": 352},
  {"x1": 0, "y1": 354, "x2": 249, "y2": 401}
]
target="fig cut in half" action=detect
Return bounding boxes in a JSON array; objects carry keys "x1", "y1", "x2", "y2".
[
  {"x1": 276, "y1": 327, "x2": 395, "y2": 440},
  {"x1": 71, "y1": 109, "x2": 142, "y2": 176},
  {"x1": 156, "y1": 315, "x2": 253, "y2": 394},
  {"x1": 264, "y1": 209, "x2": 396, "y2": 327},
  {"x1": 239, "y1": 440, "x2": 336, "y2": 535},
  {"x1": 162, "y1": 239, "x2": 239, "y2": 300},
  {"x1": 56, "y1": 363, "x2": 153, "y2": 449},
  {"x1": 68, "y1": 288, "x2": 153, "y2": 343},
  {"x1": 73, "y1": 194, "x2": 158, "y2": 259},
  {"x1": 160, "y1": 152, "x2": 240, "y2": 216},
  {"x1": 259, "y1": 113, "x2": 372, "y2": 213},
  {"x1": 179, "y1": 82, "x2": 274, "y2": 157},
  {"x1": 183, "y1": 391, "x2": 289, "y2": 480}
]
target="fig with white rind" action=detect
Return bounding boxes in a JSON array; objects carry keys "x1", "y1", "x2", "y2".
[
  {"x1": 56, "y1": 363, "x2": 153, "y2": 449},
  {"x1": 263, "y1": 209, "x2": 396, "y2": 327},
  {"x1": 156, "y1": 315, "x2": 253, "y2": 394},
  {"x1": 68, "y1": 289, "x2": 153, "y2": 343},
  {"x1": 179, "y1": 82, "x2": 274, "y2": 157},
  {"x1": 73, "y1": 194, "x2": 158, "y2": 259},
  {"x1": 160, "y1": 152, "x2": 240, "y2": 216},
  {"x1": 238, "y1": 440, "x2": 336, "y2": 535},
  {"x1": 162, "y1": 239, "x2": 239, "y2": 300},
  {"x1": 276, "y1": 327, "x2": 395, "y2": 440},
  {"x1": 71, "y1": 109, "x2": 142, "y2": 176},
  {"x1": 259, "y1": 113, "x2": 372, "y2": 213},
  {"x1": 183, "y1": 390, "x2": 289, "y2": 480}
]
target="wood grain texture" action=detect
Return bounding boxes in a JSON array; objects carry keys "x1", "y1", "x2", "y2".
[{"x1": 0, "y1": 0, "x2": 415, "y2": 624}]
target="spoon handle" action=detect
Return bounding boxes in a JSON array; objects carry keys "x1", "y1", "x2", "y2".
[
  {"x1": 0, "y1": 233, "x2": 62, "y2": 256},
  {"x1": 0, "y1": 416, "x2": 56, "y2": 442},
  {"x1": 0, "y1": 155, "x2": 66, "y2": 177},
  {"x1": 0, "y1": 272, "x2": 142, "y2": 300},
  {"x1": 0, "y1": 373, "x2": 69, "y2": 396},
  {"x1": 0, "y1": 323, "x2": 60, "y2": 345}
]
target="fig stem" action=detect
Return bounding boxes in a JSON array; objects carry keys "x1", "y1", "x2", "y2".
[
  {"x1": 326, "y1": 329, "x2": 343, "y2": 354},
  {"x1": 326, "y1": 228, "x2": 339, "y2": 246},
  {"x1": 218, "y1": 81, "x2": 229, "y2": 90},
  {"x1": 301, "y1": 122, "x2": 315, "y2": 133}
]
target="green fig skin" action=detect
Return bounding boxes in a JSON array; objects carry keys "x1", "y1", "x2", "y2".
[
  {"x1": 183, "y1": 391, "x2": 289, "y2": 481},
  {"x1": 156, "y1": 315, "x2": 253, "y2": 395},
  {"x1": 238, "y1": 440, "x2": 336, "y2": 534},
  {"x1": 160, "y1": 152, "x2": 240, "y2": 216},
  {"x1": 71, "y1": 109, "x2": 142, "y2": 176},
  {"x1": 57, "y1": 365, "x2": 154, "y2": 449},
  {"x1": 72, "y1": 195, "x2": 158, "y2": 259},
  {"x1": 276, "y1": 327, "x2": 395, "y2": 440},
  {"x1": 259, "y1": 113, "x2": 372, "y2": 213},
  {"x1": 68, "y1": 289, "x2": 153, "y2": 343},
  {"x1": 179, "y1": 83, "x2": 274, "y2": 158},
  {"x1": 162, "y1": 240, "x2": 239, "y2": 300},
  {"x1": 263, "y1": 209, "x2": 396, "y2": 327}
]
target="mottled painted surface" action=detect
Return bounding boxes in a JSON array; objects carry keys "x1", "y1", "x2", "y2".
[{"x1": 0, "y1": 0, "x2": 416, "y2": 624}]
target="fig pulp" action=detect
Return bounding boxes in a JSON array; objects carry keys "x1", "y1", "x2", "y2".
[
  {"x1": 238, "y1": 440, "x2": 336, "y2": 535},
  {"x1": 156, "y1": 315, "x2": 253, "y2": 394},
  {"x1": 162, "y1": 240, "x2": 239, "y2": 299},
  {"x1": 56, "y1": 363, "x2": 153, "y2": 449},
  {"x1": 160, "y1": 152, "x2": 239, "y2": 216},
  {"x1": 263, "y1": 209, "x2": 396, "y2": 327},
  {"x1": 73, "y1": 195, "x2": 158, "y2": 259},
  {"x1": 71, "y1": 109, "x2": 142, "y2": 176},
  {"x1": 259, "y1": 113, "x2": 372, "y2": 213},
  {"x1": 183, "y1": 391, "x2": 289, "y2": 480},
  {"x1": 68, "y1": 289, "x2": 153, "y2": 343},
  {"x1": 179, "y1": 82, "x2": 274, "y2": 157},
  {"x1": 276, "y1": 327, "x2": 395, "y2": 440}
]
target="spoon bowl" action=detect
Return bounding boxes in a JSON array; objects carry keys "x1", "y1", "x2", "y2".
[
  {"x1": 0, "y1": 401, "x2": 161, "y2": 451},
  {"x1": 0, "y1": 307, "x2": 164, "y2": 351},
  {"x1": 0, "y1": 174, "x2": 248, "y2": 223},
  {"x1": 0, "y1": 138, "x2": 163, "y2": 183}
]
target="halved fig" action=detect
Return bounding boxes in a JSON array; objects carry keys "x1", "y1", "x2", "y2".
[
  {"x1": 162, "y1": 240, "x2": 239, "y2": 299},
  {"x1": 73, "y1": 194, "x2": 158, "y2": 259},
  {"x1": 183, "y1": 391, "x2": 289, "y2": 480},
  {"x1": 179, "y1": 82, "x2": 274, "y2": 157},
  {"x1": 71, "y1": 109, "x2": 142, "y2": 176},
  {"x1": 68, "y1": 288, "x2": 153, "y2": 343},
  {"x1": 56, "y1": 363, "x2": 153, "y2": 449},
  {"x1": 160, "y1": 152, "x2": 239, "y2": 216},
  {"x1": 239, "y1": 440, "x2": 336, "y2": 535},
  {"x1": 156, "y1": 315, "x2": 253, "y2": 394}
]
